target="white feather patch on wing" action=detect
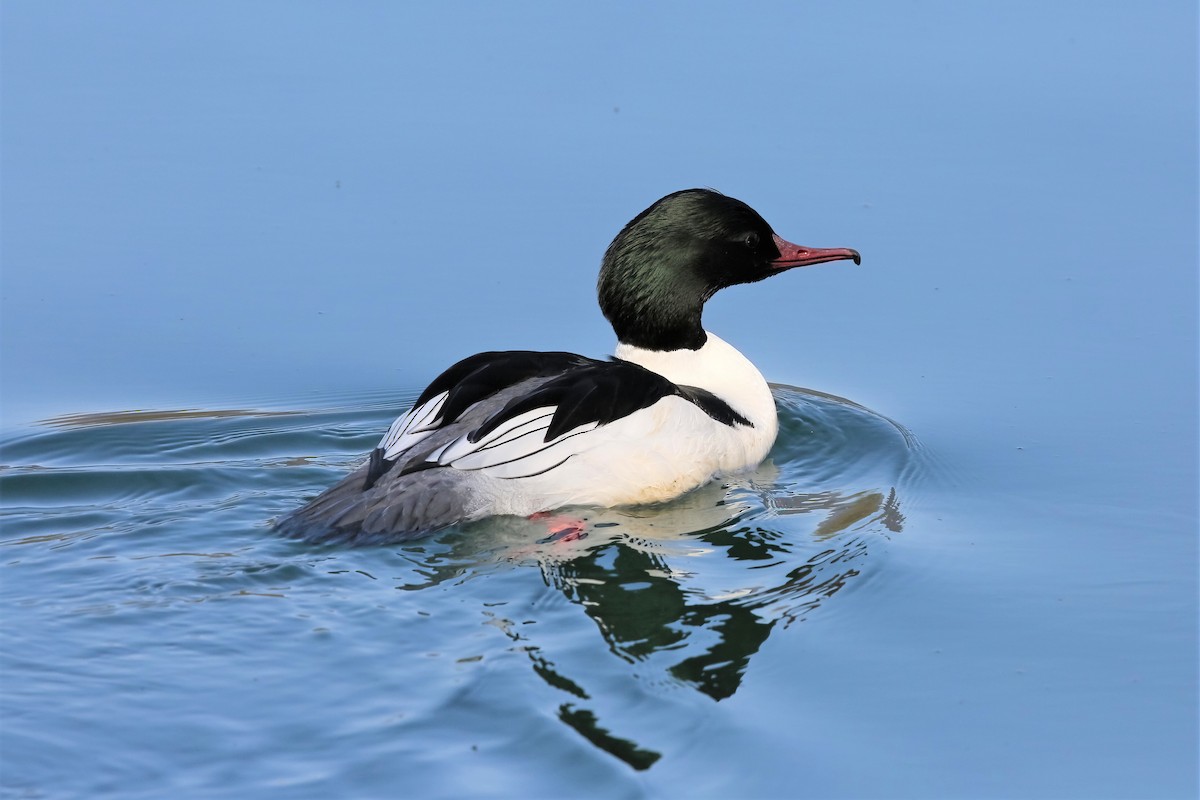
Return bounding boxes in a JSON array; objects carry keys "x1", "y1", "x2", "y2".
[
  {"x1": 379, "y1": 391, "x2": 448, "y2": 460},
  {"x1": 423, "y1": 406, "x2": 601, "y2": 479}
]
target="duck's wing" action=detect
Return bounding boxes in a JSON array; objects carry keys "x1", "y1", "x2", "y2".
[
  {"x1": 377, "y1": 350, "x2": 595, "y2": 463},
  {"x1": 396, "y1": 358, "x2": 751, "y2": 481}
]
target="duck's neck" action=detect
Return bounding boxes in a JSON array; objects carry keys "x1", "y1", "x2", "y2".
[
  {"x1": 603, "y1": 300, "x2": 708, "y2": 352},
  {"x1": 614, "y1": 331, "x2": 778, "y2": 431},
  {"x1": 597, "y1": 244, "x2": 711, "y2": 352}
]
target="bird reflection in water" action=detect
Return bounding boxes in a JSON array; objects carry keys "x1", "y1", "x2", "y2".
[
  {"x1": 536, "y1": 483, "x2": 905, "y2": 699},
  {"x1": 396, "y1": 476, "x2": 906, "y2": 769}
]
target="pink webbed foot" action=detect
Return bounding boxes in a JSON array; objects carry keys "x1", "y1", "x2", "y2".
[{"x1": 529, "y1": 511, "x2": 589, "y2": 543}]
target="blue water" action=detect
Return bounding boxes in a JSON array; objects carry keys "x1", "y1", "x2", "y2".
[
  {"x1": 2, "y1": 2, "x2": 1197, "y2": 798},
  {"x1": 2, "y1": 387, "x2": 919, "y2": 795}
]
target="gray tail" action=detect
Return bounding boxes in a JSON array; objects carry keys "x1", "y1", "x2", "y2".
[{"x1": 274, "y1": 460, "x2": 473, "y2": 546}]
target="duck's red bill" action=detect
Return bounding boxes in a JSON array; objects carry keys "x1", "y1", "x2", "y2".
[{"x1": 770, "y1": 234, "x2": 861, "y2": 269}]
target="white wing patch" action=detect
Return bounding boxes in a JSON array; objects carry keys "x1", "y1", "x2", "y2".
[
  {"x1": 423, "y1": 406, "x2": 600, "y2": 480},
  {"x1": 379, "y1": 391, "x2": 448, "y2": 460}
]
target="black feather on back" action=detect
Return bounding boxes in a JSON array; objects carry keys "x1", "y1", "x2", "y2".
[
  {"x1": 677, "y1": 386, "x2": 753, "y2": 428},
  {"x1": 468, "y1": 357, "x2": 753, "y2": 444},
  {"x1": 417, "y1": 351, "x2": 595, "y2": 428}
]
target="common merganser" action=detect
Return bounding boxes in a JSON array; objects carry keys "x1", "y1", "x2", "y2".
[{"x1": 277, "y1": 189, "x2": 860, "y2": 542}]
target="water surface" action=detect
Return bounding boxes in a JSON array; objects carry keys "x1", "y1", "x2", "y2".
[{"x1": 4, "y1": 386, "x2": 923, "y2": 796}]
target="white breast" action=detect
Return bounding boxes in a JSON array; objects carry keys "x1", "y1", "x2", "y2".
[{"x1": 614, "y1": 331, "x2": 779, "y2": 451}]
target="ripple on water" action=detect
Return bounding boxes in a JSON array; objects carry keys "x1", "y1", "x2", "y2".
[{"x1": 0, "y1": 385, "x2": 925, "y2": 787}]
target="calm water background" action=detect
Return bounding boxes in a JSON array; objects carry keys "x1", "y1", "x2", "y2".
[{"x1": 2, "y1": 2, "x2": 1197, "y2": 798}]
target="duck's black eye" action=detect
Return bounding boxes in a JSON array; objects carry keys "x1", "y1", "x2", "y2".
[{"x1": 743, "y1": 232, "x2": 760, "y2": 249}]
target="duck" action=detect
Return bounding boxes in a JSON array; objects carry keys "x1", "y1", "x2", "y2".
[{"x1": 276, "y1": 189, "x2": 860, "y2": 543}]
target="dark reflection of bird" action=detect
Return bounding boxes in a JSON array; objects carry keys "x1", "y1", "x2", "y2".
[
  {"x1": 540, "y1": 487, "x2": 901, "y2": 700},
  {"x1": 396, "y1": 482, "x2": 904, "y2": 770},
  {"x1": 277, "y1": 190, "x2": 860, "y2": 543},
  {"x1": 397, "y1": 477, "x2": 904, "y2": 696}
]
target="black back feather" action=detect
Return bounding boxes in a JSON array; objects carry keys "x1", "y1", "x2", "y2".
[
  {"x1": 418, "y1": 351, "x2": 594, "y2": 428},
  {"x1": 677, "y1": 386, "x2": 753, "y2": 428},
  {"x1": 468, "y1": 358, "x2": 752, "y2": 445}
]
